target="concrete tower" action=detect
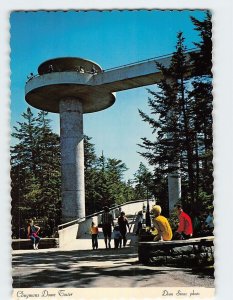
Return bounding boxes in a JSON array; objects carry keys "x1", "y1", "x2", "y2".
[
  {"x1": 25, "y1": 58, "x2": 115, "y2": 223},
  {"x1": 25, "y1": 52, "x2": 195, "y2": 222}
]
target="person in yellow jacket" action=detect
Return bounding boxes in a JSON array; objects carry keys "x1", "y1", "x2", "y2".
[
  {"x1": 151, "y1": 205, "x2": 173, "y2": 241},
  {"x1": 90, "y1": 222, "x2": 99, "y2": 250}
]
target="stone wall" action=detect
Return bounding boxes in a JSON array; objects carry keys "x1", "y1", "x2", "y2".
[
  {"x1": 12, "y1": 238, "x2": 59, "y2": 250},
  {"x1": 138, "y1": 238, "x2": 214, "y2": 267}
]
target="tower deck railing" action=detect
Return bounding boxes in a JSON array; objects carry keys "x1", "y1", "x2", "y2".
[
  {"x1": 103, "y1": 47, "x2": 198, "y2": 72},
  {"x1": 26, "y1": 48, "x2": 199, "y2": 83}
]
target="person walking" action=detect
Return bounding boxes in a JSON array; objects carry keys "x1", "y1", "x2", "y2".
[
  {"x1": 101, "y1": 206, "x2": 114, "y2": 249},
  {"x1": 27, "y1": 219, "x2": 41, "y2": 250},
  {"x1": 135, "y1": 211, "x2": 143, "y2": 235},
  {"x1": 151, "y1": 205, "x2": 172, "y2": 241},
  {"x1": 118, "y1": 211, "x2": 129, "y2": 247},
  {"x1": 90, "y1": 221, "x2": 99, "y2": 250},
  {"x1": 113, "y1": 225, "x2": 122, "y2": 249},
  {"x1": 174, "y1": 204, "x2": 193, "y2": 239}
]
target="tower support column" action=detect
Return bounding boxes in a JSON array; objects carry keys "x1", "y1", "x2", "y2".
[
  {"x1": 59, "y1": 98, "x2": 85, "y2": 223},
  {"x1": 168, "y1": 164, "x2": 181, "y2": 213}
]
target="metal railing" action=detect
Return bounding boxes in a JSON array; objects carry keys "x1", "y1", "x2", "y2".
[
  {"x1": 26, "y1": 48, "x2": 199, "y2": 83},
  {"x1": 103, "y1": 47, "x2": 199, "y2": 72},
  {"x1": 57, "y1": 198, "x2": 154, "y2": 231}
]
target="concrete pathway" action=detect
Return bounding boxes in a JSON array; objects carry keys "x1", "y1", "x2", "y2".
[
  {"x1": 12, "y1": 213, "x2": 214, "y2": 289},
  {"x1": 12, "y1": 241, "x2": 214, "y2": 288}
]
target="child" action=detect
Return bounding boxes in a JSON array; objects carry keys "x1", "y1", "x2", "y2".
[
  {"x1": 113, "y1": 225, "x2": 122, "y2": 249},
  {"x1": 90, "y1": 222, "x2": 99, "y2": 250}
]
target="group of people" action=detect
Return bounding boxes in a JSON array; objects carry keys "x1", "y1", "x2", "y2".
[
  {"x1": 27, "y1": 72, "x2": 34, "y2": 81},
  {"x1": 150, "y1": 204, "x2": 193, "y2": 241},
  {"x1": 150, "y1": 204, "x2": 214, "y2": 241},
  {"x1": 77, "y1": 65, "x2": 98, "y2": 74},
  {"x1": 26, "y1": 63, "x2": 99, "y2": 83},
  {"x1": 90, "y1": 206, "x2": 130, "y2": 250},
  {"x1": 26, "y1": 204, "x2": 213, "y2": 250},
  {"x1": 192, "y1": 209, "x2": 214, "y2": 237},
  {"x1": 90, "y1": 203, "x2": 197, "y2": 249}
]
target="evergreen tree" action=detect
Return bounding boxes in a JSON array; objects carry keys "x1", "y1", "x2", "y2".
[
  {"x1": 11, "y1": 108, "x2": 61, "y2": 238},
  {"x1": 84, "y1": 135, "x2": 99, "y2": 215},
  {"x1": 84, "y1": 146, "x2": 134, "y2": 214},
  {"x1": 123, "y1": 179, "x2": 136, "y2": 203},
  {"x1": 105, "y1": 158, "x2": 129, "y2": 205},
  {"x1": 11, "y1": 108, "x2": 39, "y2": 237},
  {"x1": 11, "y1": 108, "x2": 39, "y2": 178},
  {"x1": 188, "y1": 11, "x2": 213, "y2": 208},
  {"x1": 133, "y1": 162, "x2": 153, "y2": 200},
  {"x1": 93, "y1": 154, "x2": 130, "y2": 209},
  {"x1": 138, "y1": 13, "x2": 213, "y2": 212},
  {"x1": 190, "y1": 11, "x2": 212, "y2": 76},
  {"x1": 94, "y1": 152, "x2": 109, "y2": 209},
  {"x1": 139, "y1": 32, "x2": 196, "y2": 207},
  {"x1": 36, "y1": 111, "x2": 61, "y2": 227}
]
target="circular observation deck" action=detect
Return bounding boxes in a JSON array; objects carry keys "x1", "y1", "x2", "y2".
[
  {"x1": 38, "y1": 57, "x2": 102, "y2": 75},
  {"x1": 25, "y1": 57, "x2": 115, "y2": 113}
]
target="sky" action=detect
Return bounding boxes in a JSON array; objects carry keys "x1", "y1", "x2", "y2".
[
  {"x1": 10, "y1": 10, "x2": 207, "y2": 180},
  {"x1": 2, "y1": 3, "x2": 233, "y2": 298}
]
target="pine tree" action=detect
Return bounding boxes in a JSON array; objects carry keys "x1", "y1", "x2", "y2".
[
  {"x1": 138, "y1": 13, "x2": 213, "y2": 213},
  {"x1": 11, "y1": 108, "x2": 39, "y2": 178},
  {"x1": 36, "y1": 110, "x2": 61, "y2": 230},
  {"x1": 11, "y1": 111, "x2": 144, "y2": 235},
  {"x1": 86, "y1": 151, "x2": 134, "y2": 212},
  {"x1": 11, "y1": 108, "x2": 61, "y2": 237},
  {"x1": 84, "y1": 135, "x2": 99, "y2": 215},
  {"x1": 11, "y1": 108, "x2": 40, "y2": 237},
  {"x1": 190, "y1": 11, "x2": 212, "y2": 76},
  {"x1": 133, "y1": 162, "x2": 153, "y2": 200},
  {"x1": 188, "y1": 11, "x2": 213, "y2": 208},
  {"x1": 139, "y1": 32, "x2": 196, "y2": 208},
  {"x1": 105, "y1": 158, "x2": 129, "y2": 205}
]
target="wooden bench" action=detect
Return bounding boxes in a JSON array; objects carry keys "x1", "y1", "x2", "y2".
[
  {"x1": 138, "y1": 236, "x2": 214, "y2": 267},
  {"x1": 12, "y1": 238, "x2": 59, "y2": 250}
]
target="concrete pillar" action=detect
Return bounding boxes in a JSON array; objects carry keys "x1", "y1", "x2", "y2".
[
  {"x1": 168, "y1": 165, "x2": 181, "y2": 212},
  {"x1": 59, "y1": 98, "x2": 85, "y2": 223}
]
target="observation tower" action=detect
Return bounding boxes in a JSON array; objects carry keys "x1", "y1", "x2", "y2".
[{"x1": 25, "y1": 53, "x2": 195, "y2": 222}]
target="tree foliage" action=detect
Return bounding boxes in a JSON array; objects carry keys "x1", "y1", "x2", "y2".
[
  {"x1": 11, "y1": 12, "x2": 213, "y2": 237},
  {"x1": 85, "y1": 150, "x2": 135, "y2": 214},
  {"x1": 138, "y1": 12, "x2": 213, "y2": 214},
  {"x1": 11, "y1": 110, "x2": 137, "y2": 237},
  {"x1": 11, "y1": 108, "x2": 61, "y2": 238}
]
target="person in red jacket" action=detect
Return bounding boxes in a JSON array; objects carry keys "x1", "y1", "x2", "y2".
[{"x1": 174, "y1": 204, "x2": 193, "y2": 239}]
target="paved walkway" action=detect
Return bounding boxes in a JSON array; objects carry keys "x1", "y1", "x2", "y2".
[{"x1": 12, "y1": 240, "x2": 214, "y2": 288}]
